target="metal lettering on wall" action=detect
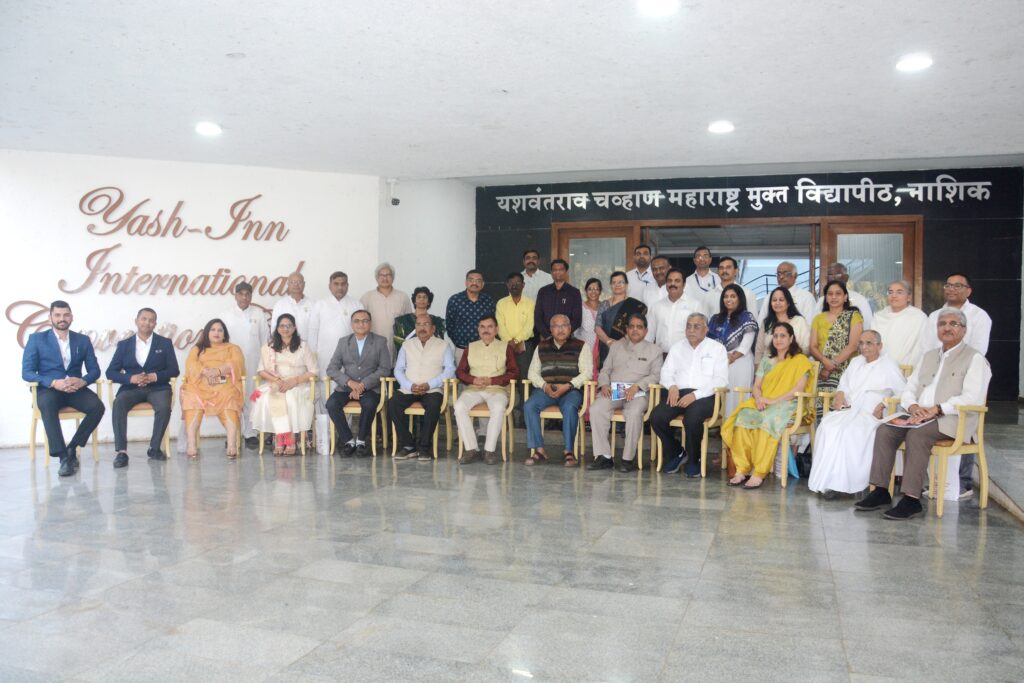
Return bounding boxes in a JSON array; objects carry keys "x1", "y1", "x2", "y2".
[
  {"x1": 494, "y1": 174, "x2": 993, "y2": 214},
  {"x1": 5, "y1": 186, "x2": 301, "y2": 350}
]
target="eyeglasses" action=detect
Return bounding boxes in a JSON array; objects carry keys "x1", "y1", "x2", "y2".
[
  {"x1": 942, "y1": 283, "x2": 968, "y2": 290},
  {"x1": 937, "y1": 321, "x2": 965, "y2": 328},
  {"x1": 858, "y1": 340, "x2": 879, "y2": 346},
  {"x1": 886, "y1": 289, "x2": 908, "y2": 296},
  {"x1": 685, "y1": 324, "x2": 706, "y2": 330},
  {"x1": 352, "y1": 318, "x2": 371, "y2": 324},
  {"x1": 776, "y1": 270, "x2": 794, "y2": 277}
]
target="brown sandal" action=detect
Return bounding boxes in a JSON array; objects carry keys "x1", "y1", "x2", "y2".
[
  {"x1": 525, "y1": 451, "x2": 549, "y2": 466},
  {"x1": 563, "y1": 452, "x2": 578, "y2": 467}
]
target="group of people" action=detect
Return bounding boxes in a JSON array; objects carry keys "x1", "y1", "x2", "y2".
[{"x1": 22, "y1": 248, "x2": 993, "y2": 520}]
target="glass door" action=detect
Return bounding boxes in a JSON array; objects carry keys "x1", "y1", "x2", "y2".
[
  {"x1": 820, "y1": 218, "x2": 923, "y2": 308},
  {"x1": 551, "y1": 222, "x2": 642, "y2": 288}
]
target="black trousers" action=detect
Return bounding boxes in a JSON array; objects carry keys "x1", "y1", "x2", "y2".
[
  {"x1": 326, "y1": 389, "x2": 380, "y2": 443},
  {"x1": 390, "y1": 391, "x2": 443, "y2": 450},
  {"x1": 112, "y1": 385, "x2": 173, "y2": 453},
  {"x1": 649, "y1": 390, "x2": 716, "y2": 472},
  {"x1": 36, "y1": 385, "x2": 105, "y2": 457}
]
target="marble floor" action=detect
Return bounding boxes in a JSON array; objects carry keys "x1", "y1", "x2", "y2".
[{"x1": 1, "y1": 422, "x2": 1023, "y2": 682}]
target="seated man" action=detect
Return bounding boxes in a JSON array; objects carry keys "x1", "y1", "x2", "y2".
[
  {"x1": 808, "y1": 330, "x2": 905, "y2": 497},
  {"x1": 855, "y1": 309, "x2": 991, "y2": 520},
  {"x1": 325, "y1": 310, "x2": 392, "y2": 456},
  {"x1": 650, "y1": 313, "x2": 729, "y2": 477},
  {"x1": 524, "y1": 314, "x2": 592, "y2": 467},
  {"x1": 588, "y1": 313, "x2": 663, "y2": 473},
  {"x1": 106, "y1": 307, "x2": 180, "y2": 468},
  {"x1": 22, "y1": 300, "x2": 105, "y2": 476},
  {"x1": 391, "y1": 314, "x2": 455, "y2": 461},
  {"x1": 454, "y1": 315, "x2": 519, "y2": 465}
]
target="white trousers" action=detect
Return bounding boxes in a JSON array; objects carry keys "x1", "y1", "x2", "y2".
[{"x1": 454, "y1": 390, "x2": 507, "y2": 452}]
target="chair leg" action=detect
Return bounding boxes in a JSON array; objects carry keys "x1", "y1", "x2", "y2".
[
  {"x1": 928, "y1": 454, "x2": 936, "y2": 499},
  {"x1": 259, "y1": 431, "x2": 265, "y2": 455},
  {"x1": 163, "y1": 427, "x2": 170, "y2": 458},
  {"x1": 300, "y1": 431, "x2": 306, "y2": 456},
  {"x1": 501, "y1": 419, "x2": 507, "y2": 462},
  {"x1": 391, "y1": 424, "x2": 397, "y2": 457},
  {"x1": 977, "y1": 447, "x2": 989, "y2": 509},
  {"x1": 779, "y1": 439, "x2": 789, "y2": 488},
  {"x1": 445, "y1": 412, "x2": 452, "y2": 452},
  {"x1": 91, "y1": 427, "x2": 99, "y2": 462},
  {"x1": 611, "y1": 423, "x2": 617, "y2": 459},
  {"x1": 888, "y1": 467, "x2": 896, "y2": 496},
  {"x1": 433, "y1": 423, "x2": 439, "y2": 459},
  {"x1": 330, "y1": 421, "x2": 336, "y2": 455},
  {"x1": 371, "y1": 415, "x2": 377, "y2": 457},
  {"x1": 936, "y1": 455, "x2": 948, "y2": 518},
  {"x1": 30, "y1": 418, "x2": 37, "y2": 461},
  {"x1": 700, "y1": 428, "x2": 709, "y2": 478}
]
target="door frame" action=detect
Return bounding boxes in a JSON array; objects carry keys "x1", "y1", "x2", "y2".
[
  {"x1": 820, "y1": 215, "x2": 924, "y2": 307},
  {"x1": 551, "y1": 221, "x2": 643, "y2": 264}
]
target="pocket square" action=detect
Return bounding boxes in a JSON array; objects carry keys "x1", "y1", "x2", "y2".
[{"x1": 154, "y1": 349, "x2": 163, "y2": 354}]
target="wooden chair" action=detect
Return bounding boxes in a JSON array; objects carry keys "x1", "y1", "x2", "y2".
[
  {"x1": 451, "y1": 379, "x2": 516, "y2": 462},
  {"x1": 589, "y1": 385, "x2": 658, "y2": 470},
  {"x1": 523, "y1": 379, "x2": 593, "y2": 464},
  {"x1": 649, "y1": 385, "x2": 728, "y2": 475},
  {"x1": 323, "y1": 377, "x2": 388, "y2": 456},
  {"x1": 27, "y1": 381, "x2": 100, "y2": 463},
  {"x1": 255, "y1": 378, "x2": 318, "y2": 456},
  {"x1": 101, "y1": 377, "x2": 177, "y2": 457},
  {"x1": 388, "y1": 378, "x2": 451, "y2": 459}
]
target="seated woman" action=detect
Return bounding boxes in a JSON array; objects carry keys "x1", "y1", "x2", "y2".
[
  {"x1": 594, "y1": 271, "x2": 647, "y2": 368},
  {"x1": 251, "y1": 314, "x2": 319, "y2": 456},
  {"x1": 707, "y1": 284, "x2": 759, "y2": 418},
  {"x1": 722, "y1": 322, "x2": 813, "y2": 489},
  {"x1": 180, "y1": 318, "x2": 246, "y2": 459},
  {"x1": 393, "y1": 286, "x2": 446, "y2": 352},
  {"x1": 809, "y1": 280, "x2": 863, "y2": 407},
  {"x1": 754, "y1": 287, "x2": 810, "y2": 365},
  {"x1": 809, "y1": 330, "x2": 906, "y2": 497}
]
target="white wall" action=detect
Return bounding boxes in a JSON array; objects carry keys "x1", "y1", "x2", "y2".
[
  {"x1": 0, "y1": 149, "x2": 380, "y2": 446},
  {"x1": 377, "y1": 178, "x2": 477, "y2": 329}
]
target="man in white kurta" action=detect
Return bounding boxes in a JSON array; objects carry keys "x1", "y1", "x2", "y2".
[
  {"x1": 643, "y1": 256, "x2": 671, "y2": 307},
  {"x1": 757, "y1": 261, "x2": 817, "y2": 323},
  {"x1": 271, "y1": 272, "x2": 314, "y2": 340},
  {"x1": 920, "y1": 273, "x2": 992, "y2": 356},
  {"x1": 309, "y1": 272, "x2": 361, "y2": 378},
  {"x1": 218, "y1": 282, "x2": 269, "y2": 445},
  {"x1": 814, "y1": 263, "x2": 874, "y2": 330},
  {"x1": 872, "y1": 280, "x2": 929, "y2": 370},
  {"x1": 521, "y1": 249, "x2": 553, "y2": 302},
  {"x1": 809, "y1": 331, "x2": 906, "y2": 495},
  {"x1": 647, "y1": 269, "x2": 696, "y2": 353}
]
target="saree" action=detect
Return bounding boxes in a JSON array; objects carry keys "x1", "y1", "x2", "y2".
[
  {"x1": 393, "y1": 313, "x2": 445, "y2": 351},
  {"x1": 594, "y1": 297, "x2": 647, "y2": 365},
  {"x1": 721, "y1": 353, "x2": 813, "y2": 477},
  {"x1": 709, "y1": 310, "x2": 759, "y2": 417},
  {"x1": 180, "y1": 343, "x2": 245, "y2": 417}
]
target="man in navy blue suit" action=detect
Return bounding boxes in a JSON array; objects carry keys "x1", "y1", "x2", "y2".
[
  {"x1": 22, "y1": 300, "x2": 105, "y2": 476},
  {"x1": 106, "y1": 307, "x2": 180, "y2": 468}
]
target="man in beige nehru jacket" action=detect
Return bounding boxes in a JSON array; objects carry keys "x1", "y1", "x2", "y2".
[{"x1": 390, "y1": 314, "x2": 455, "y2": 461}]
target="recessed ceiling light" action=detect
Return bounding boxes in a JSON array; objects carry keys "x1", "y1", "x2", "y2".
[
  {"x1": 195, "y1": 121, "x2": 222, "y2": 137},
  {"x1": 895, "y1": 52, "x2": 933, "y2": 72},
  {"x1": 638, "y1": 0, "x2": 681, "y2": 17},
  {"x1": 708, "y1": 120, "x2": 735, "y2": 134}
]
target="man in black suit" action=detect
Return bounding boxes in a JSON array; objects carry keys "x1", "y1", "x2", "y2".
[{"x1": 105, "y1": 308, "x2": 180, "y2": 467}]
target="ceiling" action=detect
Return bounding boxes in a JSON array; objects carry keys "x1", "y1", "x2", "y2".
[{"x1": 3, "y1": 1, "x2": 1023, "y2": 183}]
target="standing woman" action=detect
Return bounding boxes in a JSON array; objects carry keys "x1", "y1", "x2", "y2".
[
  {"x1": 809, "y1": 280, "x2": 863, "y2": 402},
  {"x1": 707, "y1": 284, "x2": 759, "y2": 418},
  {"x1": 251, "y1": 314, "x2": 319, "y2": 456},
  {"x1": 393, "y1": 286, "x2": 446, "y2": 352},
  {"x1": 180, "y1": 319, "x2": 246, "y2": 458},
  {"x1": 594, "y1": 270, "x2": 647, "y2": 367},
  {"x1": 575, "y1": 277, "x2": 602, "y2": 377},
  {"x1": 754, "y1": 287, "x2": 810, "y2": 365}
]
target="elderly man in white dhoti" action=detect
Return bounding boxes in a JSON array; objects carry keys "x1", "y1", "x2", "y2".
[{"x1": 809, "y1": 330, "x2": 906, "y2": 498}]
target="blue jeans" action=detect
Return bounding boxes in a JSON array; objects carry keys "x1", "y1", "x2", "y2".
[{"x1": 524, "y1": 388, "x2": 583, "y2": 451}]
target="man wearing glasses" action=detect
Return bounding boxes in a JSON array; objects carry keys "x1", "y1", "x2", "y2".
[
  {"x1": 756, "y1": 261, "x2": 817, "y2": 324},
  {"x1": 921, "y1": 273, "x2": 991, "y2": 356}
]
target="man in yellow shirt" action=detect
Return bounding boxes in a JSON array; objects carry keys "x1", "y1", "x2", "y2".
[{"x1": 496, "y1": 272, "x2": 535, "y2": 426}]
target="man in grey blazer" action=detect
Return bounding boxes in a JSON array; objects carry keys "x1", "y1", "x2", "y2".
[{"x1": 325, "y1": 310, "x2": 392, "y2": 456}]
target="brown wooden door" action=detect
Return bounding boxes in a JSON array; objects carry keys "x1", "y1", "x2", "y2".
[
  {"x1": 820, "y1": 217, "x2": 923, "y2": 309},
  {"x1": 551, "y1": 222, "x2": 642, "y2": 288}
]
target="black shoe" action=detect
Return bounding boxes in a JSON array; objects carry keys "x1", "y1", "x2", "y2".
[
  {"x1": 341, "y1": 441, "x2": 357, "y2": 456},
  {"x1": 394, "y1": 447, "x2": 418, "y2": 461},
  {"x1": 417, "y1": 451, "x2": 434, "y2": 462},
  {"x1": 618, "y1": 458, "x2": 639, "y2": 473},
  {"x1": 685, "y1": 470, "x2": 701, "y2": 479},
  {"x1": 460, "y1": 449, "x2": 479, "y2": 464},
  {"x1": 883, "y1": 495, "x2": 923, "y2": 520},
  {"x1": 587, "y1": 455, "x2": 614, "y2": 470},
  {"x1": 245, "y1": 437, "x2": 260, "y2": 449},
  {"x1": 113, "y1": 452, "x2": 129, "y2": 468},
  {"x1": 854, "y1": 488, "x2": 892, "y2": 511},
  {"x1": 354, "y1": 442, "x2": 369, "y2": 457},
  {"x1": 71, "y1": 454, "x2": 80, "y2": 472},
  {"x1": 663, "y1": 452, "x2": 687, "y2": 475},
  {"x1": 58, "y1": 453, "x2": 75, "y2": 477},
  {"x1": 483, "y1": 451, "x2": 498, "y2": 465},
  {"x1": 147, "y1": 448, "x2": 167, "y2": 461}
]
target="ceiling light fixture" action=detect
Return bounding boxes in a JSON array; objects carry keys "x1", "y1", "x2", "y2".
[
  {"x1": 895, "y1": 52, "x2": 933, "y2": 72},
  {"x1": 708, "y1": 120, "x2": 735, "y2": 134},
  {"x1": 195, "y1": 121, "x2": 223, "y2": 137},
  {"x1": 637, "y1": 0, "x2": 681, "y2": 17}
]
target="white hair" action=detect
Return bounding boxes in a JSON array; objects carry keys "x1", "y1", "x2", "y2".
[
  {"x1": 936, "y1": 307, "x2": 967, "y2": 327},
  {"x1": 374, "y1": 262, "x2": 395, "y2": 279}
]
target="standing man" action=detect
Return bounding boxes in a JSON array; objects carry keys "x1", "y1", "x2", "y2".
[
  {"x1": 703, "y1": 256, "x2": 759, "y2": 319},
  {"x1": 360, "y1": 262, "x2": 413, "y2": 359},
  {"x1": 521, "y1": 249, "x2": 553, "y2": 302},
  {"x1": 445, "y1": 269, "x2": 496, "y2": 365},
  {"x1": 684, "y1": 246, "x2": 722, "y2": 306},
  {"x1": 219, "y1": 281, "x2": 269, "y2": 448},
  {"x1": 391, "y1": 314, "x2": 455, "y2": 461},
  {"x1": 309, "y1": 271, "x2": 361, "y2": 382},
  {"x1": 22, "y1": 300, "x2": 105, "y2": 477},
  {"x1": 921, "y1": 273, "x2": 991, "y2": 356},
  {"x1": 106, "y1": 308, "x2": 179, "y2": 468},
  {"x1": 757, "y1": 261, "x2": 817, "y2": 323},
  {"x1": 644, "y1": 255, "x2": 672, "y2": 306},
  {"x1": 647, "y1": 269, "x2": 696, "y2": 354},
  {"x1": 873, "y1": 280, "x2": 929, "y2": 369},
  {"x1": 650, "y1": 313, "x2": 729, "y2": 477},
  {"x1": 626, "y1": 244, "x2": 659, "y2": 302},
  {"x1": 815, "y1": 262, "x2": 874, "y2": 329},
  {"x1": 325, "y1": 310, "x2": 392, "y2": 456},
  {"x1": 496, "y1": 272, "x2": 535, "y2": 426},
  {"x1": 534, "y1": 259, "x2": 582, "y2": 338},
  {"x1": 271, "y1": 272, "x2": 313, "y2": 340}
]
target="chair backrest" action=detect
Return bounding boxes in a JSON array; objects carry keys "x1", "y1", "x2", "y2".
[{"x1": 899, "y1": 364, "x2": 913, "y2": 378}]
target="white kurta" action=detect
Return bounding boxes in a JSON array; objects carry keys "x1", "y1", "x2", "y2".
[
  {"x1": 251, "y1": 342, "x2": 318, "y2": 435},
  {"x1": 218, "y1": 304, "x2": 270, "y2": 437},
  {"x1": 521, "y1": 269, "x2": 553, "y2": 302},
  {"x1": 921, "y1": 299, "x2": 992, "y2": 356},
  {"x1": 872, "y1": 305, "x2": 929, "y2": 369},
  {"x1": 815, "y1": 287, "x2": 875, "y2": 330},
  {"x1": 626, "y1": 267, "x2": 659, "y2": 302},
  {"x1": 809, "y1": 355, "x2": 906, "y2": 494},
  {"x1": 648, "y1": 297, "x2": 696, "y2": 353},
  {"x1": 271, "y1": 296, "x2": 314, "y2": 341},
  {"x1": 308, "y1": 294, "x2": 361, "y2": 376},
  {"x1": 644, "y1": 283, "x2": 668, "y2": 307}
]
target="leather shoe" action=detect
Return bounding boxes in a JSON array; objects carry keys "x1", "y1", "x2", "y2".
[
  {"x1": 341, "y1": 441, "x2": 356, "y2": 456},
  {"x1": 147, "y1": 448, "x2": 167, "y2": 461},
  {"x1": 394, "y1": 447, "x2": 418, "y2": 461},
  {"x1": 854, "y1": 488, "x2": 892, "y2": 511},
  {"x1": 244, "y1": 436, "x2": 260, "y2": 449},
  {"x1": 354, "y1": 442, "x2": 370, "y2": 457},
  {"x1": 883, "y1": 495, "x2": 923, "y2": 520},
  {"x1": 460, "y1": 449, "x2": 479, "y2": 464},
  {"x1": 113, "y1": 452, "x2": 129, "y2": 468},
  {"x1": 58, "y1": 454, "x2": 75, "y2": 477},
  {"x1": 71, "y1": 453, "x2": 80, "y2": 472},
  {"x1": 587, "y1": 455, "x2": 614, "y2": 470},
  {"x1": 618, "y1": 458, "x2": 638, "y2": 473},
  {"x1": 484, "y1": 451, "x2": 498, "y2": 465}
]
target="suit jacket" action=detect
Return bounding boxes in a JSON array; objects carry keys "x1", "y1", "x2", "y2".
[
  {"x1": 105, "y1": 333, "x2": 180, "y2": 393},
  {"x1": 326, "y1": 332, "x2": 391, "y2": 392},
  {"x1": 22, "y1": 329, "x2": 100, "y2": 388}
]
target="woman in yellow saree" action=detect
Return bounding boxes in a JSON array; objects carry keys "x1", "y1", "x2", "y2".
[
  {"x1": 180, "y1": 318, "x2": 246, "y2": 458},
  {"x1": 722, "y1": 321, "x2": 812, "y2": 489}
]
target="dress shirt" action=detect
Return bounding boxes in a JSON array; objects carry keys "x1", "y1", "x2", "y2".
[
  {"x1": 659, "y1": 336, "x2": 729, "y2": 400},
  {"x1": 921, "y1": 300, "x2": 992, "y2": 356},
  {"x1": 309, "y1": 294, "x2": 361, "y2": 371},
  {"x1": 394, "y1": 341, "x2": 455, "y2": 392},
  {"x1": 271, "y1": 295, "x2": 314, "y2": 340},
  {"x1": 901, "y1": 342, "x2": 992, "y2": 416},
  {"x1": 445, "y1": 290, "x2": 496, "y2": 348},
  {"x1": 627, "y1": 267, "x2": 659, "y2": 302},
  {"x1": 528, "y1": 341, "x2": 593, "y2": 390},
  {"x1": 815, "y1": 287, "x2": 874, "y2": 330},
  {"x1": 644, "y1": 284, "x2": 668, "y2": 307},
  {"x1": 356, "y1": 337, "x2": 366, "y2": 356},
  {"x1": 758, "y1": 286, "x2": 817, "y2": 324},
  {"x1": 597, "y1": 339, "x2": 663, "y2": 390},
  {"x1": 55, "y1": 331, "x2": 71, "y2": 369},
  {"x1": 521, "y1": 269, "x2": 553, "y2": 301},
  {"x1": 134, "y1": 335, "x2": 152, "y2": 368},
  {"x1": 647, "y1": 296, "x2": 696, "y2": 353},
  {"x1": 534, "y1": 282, "x2": 583, "y2": 338},
  {"x1": 685, "y1": 270, "x2": 721, "y2": 296},
  {"x1": 496, "y1": 295, "x2": 535, "y2": 343},
  {"x1": 218, "y1": 304, "x2": 270, "y2": 376}
]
